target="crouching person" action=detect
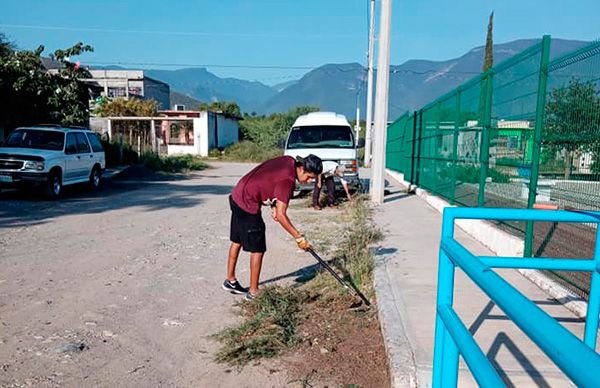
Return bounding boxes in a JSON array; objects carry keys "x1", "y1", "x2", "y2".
[
  {"x1": 223, "y1": 154, "x2": 323, "y2": 301},
  {"x1": 312, "y1": 161, "x2": 352, "y2": 210}
]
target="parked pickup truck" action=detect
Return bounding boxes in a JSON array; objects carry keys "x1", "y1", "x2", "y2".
[{"x1": 0, "y1": 125, "x2": 105, "y2": 199}]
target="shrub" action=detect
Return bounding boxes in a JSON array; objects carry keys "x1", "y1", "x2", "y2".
[
  {"x1": 452, "y1": 164, "x2": 511, "y2": 184},
  {"x1": 139, "y1": 153, "x2": 208, "y2": 173},
  {"x1": 101, "y1": 140, "x2": 138, "y2": 167},
  {"x1": 220, "y1": 140, "x2": 282, "y2": 163}
]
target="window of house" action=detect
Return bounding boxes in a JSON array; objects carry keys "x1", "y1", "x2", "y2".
[
  {"x1": 128, "y1": 87, "x2": 142, "y2": 96},
  {"x1": 108, "y1": 87, "x2": 126, "y2": 98}
]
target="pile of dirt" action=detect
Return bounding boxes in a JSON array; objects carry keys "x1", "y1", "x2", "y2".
[{"x1": 284, "y1": 296, "x2": 390, "y2": 387}]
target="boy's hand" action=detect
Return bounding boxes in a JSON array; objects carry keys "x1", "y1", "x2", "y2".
[
  {"x1": 295, "y1": 235, "x2": 312, "y2": 251},
  {"x1": 271, "y1": 206, "x2": 278, "y2": 221}
]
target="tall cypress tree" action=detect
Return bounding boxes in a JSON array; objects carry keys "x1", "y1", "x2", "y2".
[{"x1": 483, "y1": 11, "x2": 494, "y2": 72}]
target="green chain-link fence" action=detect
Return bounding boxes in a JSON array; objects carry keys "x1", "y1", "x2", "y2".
[{"x1": 386, "y1": 36, "x2": 600, "y2": 300}]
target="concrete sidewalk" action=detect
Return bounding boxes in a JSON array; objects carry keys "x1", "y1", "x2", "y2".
[{"x1": 373, "y1": 175, "x2": 590, "y2": 387}]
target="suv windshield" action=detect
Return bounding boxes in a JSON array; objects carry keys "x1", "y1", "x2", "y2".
[
  {"x1": 287, "y1": 125, "x2": 355, "y2": 149},
  {"x1": 3, "y1": 129, "x2": 65, "y2": 151}
]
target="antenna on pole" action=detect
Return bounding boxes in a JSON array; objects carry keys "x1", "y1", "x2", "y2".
[{"x1": 364, "y1": 0, "x2": 376, "y2": 167}]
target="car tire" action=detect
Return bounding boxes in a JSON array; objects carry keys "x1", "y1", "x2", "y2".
[
  {"x1": 89, "y1": 166, "x2": 102, "y2": 190},
  {"x1": 44, "y1": 170, "x2": 62, "y2": 200}
]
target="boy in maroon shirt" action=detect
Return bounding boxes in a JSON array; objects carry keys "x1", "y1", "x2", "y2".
[{"x1": 223, "y1": 154, "x2": 323, "y2": 300}]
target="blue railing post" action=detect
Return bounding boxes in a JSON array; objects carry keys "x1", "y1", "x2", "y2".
[
  {"x1": 432, "y1": 210, "x2": 459, "y2": 387},
  {"x1": 584, "y1": 226, "x2": 600, "y2": 350}
]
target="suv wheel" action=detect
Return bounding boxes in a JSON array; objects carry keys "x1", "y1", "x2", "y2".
[
  {"x1": 44, "y1": 171, "x2": 62, "y2": 200},
  {"x1": 89, "y1": 166, "x2": 102, "y2": 190}
]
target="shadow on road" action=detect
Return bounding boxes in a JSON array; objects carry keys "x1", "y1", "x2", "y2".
[{"x1": 0, "y1": 170, "x2": 233, "y2": 228}]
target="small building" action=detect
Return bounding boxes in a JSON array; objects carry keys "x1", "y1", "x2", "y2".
[
  {"x1": 158, "y1": 109, "x2": 241, "y2": 156},
  {"x1": 90, "y1": 108, "x2": 241, "y2": 157},
  {"x1": 84, "y1": 70, "x2": 170, "y2": 110}
]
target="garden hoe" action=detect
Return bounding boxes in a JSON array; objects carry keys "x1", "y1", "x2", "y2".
[{"x1": 307, "y1": 248, "x2": 371, "y2": 308}]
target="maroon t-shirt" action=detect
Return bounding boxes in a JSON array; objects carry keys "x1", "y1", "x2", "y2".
[{"x1": 231, "y1": 156, "x2": 296, "y2": 214}]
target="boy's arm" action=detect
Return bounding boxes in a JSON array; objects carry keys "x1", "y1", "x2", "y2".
[
  {"x1": 275, "y1": 200, "x2": 312, "y2": 250},
  {"x1": 274, "y1": 200, "x2": 301, "y2": 238}
]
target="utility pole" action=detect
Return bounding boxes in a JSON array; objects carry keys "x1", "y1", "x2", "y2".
[
  {"x1": 370, "y1": 0, "x2": 392, "y2": 203},
  {"x1": 364, "y1": 0, "x2": 376, "y2": 167},
  {"x1": 355, "y1": 105, "x2": 360, "y2": 141}
]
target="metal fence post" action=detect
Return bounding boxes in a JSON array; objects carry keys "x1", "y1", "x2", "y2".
[
  {"x1": 584, "y1": 224, "x2": 600, "y2": 349},
  {"x1": 415, "y1": 110, "x2": 423, "y2": 186},
  {"x1": 432, "y1": 102, "x2": 441, "y2": 195},
  {"x1": 478, "y1": 73, "x2": 493, "y2": 207},
  {"x1": 409, "y1": 111, "x2": 418, "y2": 185},
  {"x1": 524, "y1": 35, "x2": 551, "y2": 257},
  {"x1": 450, "y1": 90, "x2": 461, "y2": 205}
]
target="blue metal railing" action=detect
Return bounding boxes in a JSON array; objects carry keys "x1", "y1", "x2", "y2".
[{"x1": 432, "y1": 208, "x2": 600, "y2": 387}]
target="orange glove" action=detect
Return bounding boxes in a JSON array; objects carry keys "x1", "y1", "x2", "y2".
[{"x1": 295, "y1": 235, "x2": 312, "y2": 251}]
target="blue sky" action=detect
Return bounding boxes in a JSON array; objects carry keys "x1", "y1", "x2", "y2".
[{"x1": 1, "y1": 0, "x2": 598, "y2": 85}]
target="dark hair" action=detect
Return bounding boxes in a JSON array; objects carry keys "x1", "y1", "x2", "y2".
[{"x1": 296, "y1": 154, "x2": 323, "y2": 175}]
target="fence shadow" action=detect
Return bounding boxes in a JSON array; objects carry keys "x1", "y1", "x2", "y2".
[{"x1": 487, "y1": 332, "x2": 552, "y2": 388}]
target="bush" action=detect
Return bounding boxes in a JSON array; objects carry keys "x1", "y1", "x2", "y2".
[
  {"x1": 220, "y1": 140, "x2": 282, "y2": 163},
  {"x1": 452, "y1": 164, "x2": 511, "y2": 184},
  {"x1": 139, "y1": 153, "x2": 208, "y2": 173},
  {"x1": 101, "y1": 140, "x2": 139, "y2": 167}
]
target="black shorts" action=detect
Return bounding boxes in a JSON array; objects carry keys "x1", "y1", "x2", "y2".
[{"x1": 229, "y1": 196, "x2": 266, "y2": 253}]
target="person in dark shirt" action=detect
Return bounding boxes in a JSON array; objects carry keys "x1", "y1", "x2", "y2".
[{"x1": 222, "y1": 154, "x2": 323, "y2": 300}]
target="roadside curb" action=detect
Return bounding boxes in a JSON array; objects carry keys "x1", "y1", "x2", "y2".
[{"x1": 373, "y1": 238, "x2": 419, "y2": 388}]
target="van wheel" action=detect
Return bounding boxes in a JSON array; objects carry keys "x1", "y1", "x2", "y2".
[
  {"x1": 89, "y1": 166, "x2": 102, "y2": 190},
  {"x1": 44, "y1": 170, "x2": 62, "y2": 200}
]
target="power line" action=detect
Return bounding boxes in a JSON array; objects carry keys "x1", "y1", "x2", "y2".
[
  {"x1": 0, "y1": 23, "x2": 365, "y2": 39},
  {"x1": 85, "y1": 61, "x2": 315, "y2": 70}
]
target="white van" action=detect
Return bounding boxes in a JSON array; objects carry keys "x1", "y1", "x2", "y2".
[{"x1": 284, "y1": 112, "x2": 361, "y2": 192}]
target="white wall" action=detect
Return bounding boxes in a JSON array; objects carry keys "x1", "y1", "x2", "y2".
[
  {"x1": 195, "y1": 116, "x2": 209, "y2": 157},
  {"x1": 168, "y1": 145, "x2": 197, "y2": 155}
]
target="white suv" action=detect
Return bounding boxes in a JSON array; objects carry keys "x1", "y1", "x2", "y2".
[{"x1": 0, "y1": 125, "x2": 106, "y2": 199}]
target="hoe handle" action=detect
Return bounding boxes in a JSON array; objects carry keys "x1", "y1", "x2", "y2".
[{"x1": 307, "y1": 249, "x2": 371, "y2": 306}]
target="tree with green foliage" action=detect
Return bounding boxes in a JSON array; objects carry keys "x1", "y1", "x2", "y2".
[
  {"x1": 198, "y1": 100, "x2": 241, "y2": 117},
  {"x1": 0, "y1": 33, "x2": 13, "y2": 58},
  {"x1": 94, "y1": 97, "x2": 158, "y2": 117},
  {"x1": 239, "y1": 106, "x2": 318, "y2": 147},
  {"x1": 543, "y1": 78, "x2": 600, "y2": 179},
  {"x1": 483, "y1": 11, "x2": 494, "y2": 72},
  {"x1": 0, "y1": 35, "x2": 93, "y2": 133}
]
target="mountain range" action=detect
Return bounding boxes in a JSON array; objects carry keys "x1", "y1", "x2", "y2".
[{"x1": 146, "y1": 38, "x2": 590, "y2": 119}]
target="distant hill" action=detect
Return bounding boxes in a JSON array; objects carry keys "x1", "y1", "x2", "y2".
[
  {"x1": 259, "y1": 38, "x2": 590, "y2": 118},
  {"x1": 271, "y1": 80, "x2": 299, "y2": 93},
  {"x1": 144, "y1": 68, "x2": 277, "y2": 114},
  {"x1": 88, "y1": 38, "x2": 590, "y2": 119},
  {"x1": 169, "y1": 91, "x2": 201, "y2": 110}
]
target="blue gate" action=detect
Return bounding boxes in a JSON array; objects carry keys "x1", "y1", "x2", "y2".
[{"x1": 433, "y1": 208, "x2": 600, "y2": 387}]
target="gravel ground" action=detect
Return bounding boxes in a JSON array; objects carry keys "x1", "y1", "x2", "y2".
[{"x1": 0, "y1": 162, "x2": 320, "y2": 387}]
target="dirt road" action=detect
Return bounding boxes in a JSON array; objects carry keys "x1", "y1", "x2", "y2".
[{"x1": 0, "y1": 162, "x2": 316, "y2": 387}]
